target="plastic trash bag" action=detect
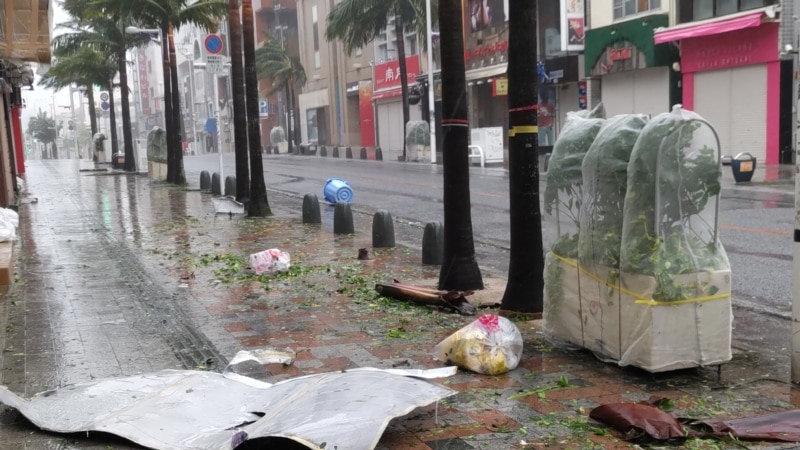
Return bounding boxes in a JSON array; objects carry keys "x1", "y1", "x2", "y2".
[
  {"x1": 249, "y1": 249, "x2": 290, "y2": 275},
  {"x1": 433, "y1": 314, "x2": 523, "y2": 375},
  {"x1": 0, "y1": 218, "x2": 16, "y2": 242},
  {"x1": 0, "y1": 208, "x2": 19, "y2": 228}
]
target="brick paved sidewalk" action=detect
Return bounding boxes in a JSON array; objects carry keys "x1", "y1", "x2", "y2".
[{"x1": 1, "y1": 159, "x2": 799, "y2": 450}]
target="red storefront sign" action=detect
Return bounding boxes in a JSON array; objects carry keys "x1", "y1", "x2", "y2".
[
  {"x1": 358, "y1": 81, "x2": 375, "y2": 147},
  {"x1": 609, "y1": 47, "x2": 632, "y2": 61},
  {"x1": 680, "y1": 22, "x2": 778, "y2": 73},
  {"x1": 373, "y1": 55, "x2": 420, "y2": 92}
]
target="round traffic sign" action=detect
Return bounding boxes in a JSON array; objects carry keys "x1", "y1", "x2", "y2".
[
  {"x1": 101, "y1": 101, "x2": 110, "y2": 111},
  {"x1": 99, "y1": 92, "x2": 109, "y2": 102},
  {"x1": 205, "y1": 35, "x2": 224, "y2": 55}
]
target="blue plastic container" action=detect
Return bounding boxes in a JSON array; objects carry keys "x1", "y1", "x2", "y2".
[{"x1": 323, "y1": 178, "x2": 354, "y2": 204}]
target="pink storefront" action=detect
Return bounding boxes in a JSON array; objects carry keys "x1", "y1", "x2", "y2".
[{"x1": 656, "y1": 10, "x2": 788, "y2": 164}]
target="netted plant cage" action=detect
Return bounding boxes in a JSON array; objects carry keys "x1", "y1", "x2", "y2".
[
  {"x1": 617, "y1": 105, "x2": 731, "y2": 372},
  {"x1": 576, "y1": 113, "x2": 648, "y2": 360},
  {"x1": 542, "y1": 105, "x2": 605, "y2": 347}
]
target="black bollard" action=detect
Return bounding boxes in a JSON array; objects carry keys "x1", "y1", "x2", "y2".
[
  {"x1": 302, "y1": 193, "x2": 322, "y2": 224},
  {"x1": 211, "y1": 172, "x2": 221, "y2": 195},
  {"x1": 224, "y1": 176, "x2": 236, "y2": 197},
  {"x1": 375, "y1": 147, "x2": 383, "y2": 161},
  {"x1": 346, "y1": 147, "x2": 353, "y2": 159},
  {"x1": 333, "y1": 147, "x2": 340, "y2": 158},
  {"x1": 360, "y1": 147, "x2": 367, "y2": 160},
  {"x1": 320, "y1": 145, "x2": 326, "y2": 157},
  {"x1": 372, "y1": 210, "x2": 395, "y2": 248},
  {"x1": 333, "y1": 202, "x2": 355, "y2": 235},
  {"x1": 422, "y1": 221, "x2": 444, "y2": 265},
  {"x1": 200, "y1": 171, "x2": 211, "y2": 190}
]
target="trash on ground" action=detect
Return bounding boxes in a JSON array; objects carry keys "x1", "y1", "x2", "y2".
[
  {"x1": 696, "y1": 409, "x2": 800, "y2": 442},
  {"x1": 0, "y1": 367, "x2": 456, "y2": 450},
  {"x1": 358, "y1": 248, "x2": 371, "y2": 260},
  {"x1": 589, "y1": 402, "x2": 685, "y2": 440},
  {"x1": 212, "y1": 196, "x2": 245, "y2": 215},
  {"x1": 227, "y1": 347, "x2": 296, "y2": 367},
  {"x1": 323, "y1": 177, "x2": 354, "y2": 203},
  {"x1": 374, "y1": 279, "x2": 476, "y2": 315},
  {"x1": 590, "y1": 401, "x2": 800, "y2": 443},
  {"x1": 249, "y1": 248, "x2": 291, "y2": 275},
  {"x1": 433, "y1": 314, "x2": 523, "y2": 375}
]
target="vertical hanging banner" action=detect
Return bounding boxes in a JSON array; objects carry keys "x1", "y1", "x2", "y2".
[{"x1": 561, "y1": 0, "x2": 585, "y2": 52}]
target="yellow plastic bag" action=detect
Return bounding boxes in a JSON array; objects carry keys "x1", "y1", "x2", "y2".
[{"x1": 433, "y1": 315, "x2": 523, "y2": 375}]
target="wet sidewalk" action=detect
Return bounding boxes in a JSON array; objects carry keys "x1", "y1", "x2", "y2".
[{"x1": 1, "y1": 159, "x2": 800, "y2": 449}]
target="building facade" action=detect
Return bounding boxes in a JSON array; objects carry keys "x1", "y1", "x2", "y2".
[{"x1": 587, "y1": 0, "x2": 790, "y2": 164}]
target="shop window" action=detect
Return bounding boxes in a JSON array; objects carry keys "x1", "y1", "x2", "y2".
[
  {"x1": 312, "y1": 6, "x2": 320, "y2": 69},
  {"x1": 677, "y1": 0, "x2": 775, "y2": 23},
  {"x1": 613, "y1": 0, "x2": 660, "y2": 19}
]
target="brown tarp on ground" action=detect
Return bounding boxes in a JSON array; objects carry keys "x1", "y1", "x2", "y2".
[
  {"x1": 591, "y1": 402, "x2": 800, "y2": 443},
  {"x1": 698, "y1": 409, "x2": 800, "y2": 442},
  {"x1": 589, "y1": 403, "x2": 685, "y2": 440}
]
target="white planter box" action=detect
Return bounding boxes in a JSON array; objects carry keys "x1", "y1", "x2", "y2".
[
  {"x1": 543, "y1": 253, "x2": 583, "y2": 347},
  {"x1": 618, "y1": 270, "x2": 732, "y2": 372},
  {"x1": 544, "y1": 255, "x2": 732, "y2": 373}
]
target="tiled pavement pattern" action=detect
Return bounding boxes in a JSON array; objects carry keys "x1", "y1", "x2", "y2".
[{"x1": 0, "y1": 159, "x2": 799, "y2": 449}]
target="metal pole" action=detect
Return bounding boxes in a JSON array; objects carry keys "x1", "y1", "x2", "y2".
[
  {"x1": 188, "y1": 57, "x2": 200, "y2": 155},
  {"x1": 69, "y1": 87, "x2": 78, "y2": 159},
  {"x1": 425, "y1": 0, "x2": 437, "y2": 164},
  {"x1": 215, "y1": 73, "x2": 223, "y2": 184}
]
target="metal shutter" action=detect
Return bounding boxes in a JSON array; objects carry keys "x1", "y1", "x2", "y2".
[
  {"x1": 694, "y1": 66, "x2": 766, "y2": 161},
  {"x1": 600, "y1": 71, "x2": 635, "y2": 116},
  {"x1": 601, "y1": 67, "x2": 670, "y2": 118},
  {"x1": 632, "y1": 67, "x2": 670, "y2": 119}
]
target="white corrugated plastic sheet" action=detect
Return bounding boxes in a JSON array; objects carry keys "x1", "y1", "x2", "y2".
[{"x1": 0, "y1": 361, "x2": 457, "y2": 450}]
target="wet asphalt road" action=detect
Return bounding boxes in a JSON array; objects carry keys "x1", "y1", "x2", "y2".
[{"x1": 184, "y1": 152, "x2": 796, "y2": 318}]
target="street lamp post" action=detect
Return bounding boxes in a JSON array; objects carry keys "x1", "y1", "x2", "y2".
[{"x1": 425, "y1": 0, "x2": 437, "y2": 164}]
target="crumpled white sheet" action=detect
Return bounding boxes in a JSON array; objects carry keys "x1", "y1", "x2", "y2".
[{"x1": 0, "y1": 366, "x2": 456, "y2": 450}]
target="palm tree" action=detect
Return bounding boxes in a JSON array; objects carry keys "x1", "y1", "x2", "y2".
[
  {"x1": 127, "y1": 0, "x2": 228, "y2": 183},
  {"x1": 227, "y1": 0, "x2": 251, "y2": 203},
  {"x1": 57, "y1": 1, "x2": 152, "y2": 171},
  {"x1": 26, "y1": 111, "x2": 60, "y2": 159},
  {"x1": 500, "y1": 0, "x2": 543, "y2": 313},
  {"x1": 241, "y1": 0, "x2": 270, "y2": 216},
  {"x1": 437, "y1": 0, "x2": 483, "y2": 291},
  {"x1": 38, "y1": 47, "x2": 116, "y2": 139},
  {"x1": 255, "y1": 34, "x2": 306, "y2": 156},
  {"x1": 326, "y1": 0, "x2": 436, "y2": 159}
]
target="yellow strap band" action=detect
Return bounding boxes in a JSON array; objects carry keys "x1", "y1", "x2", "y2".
[
  {"x1": 550, "y1": 252, "x2": 731, "y2": 306},
  {"x1": 509, "y1": 126, "x2": 538, "y2": 137}
]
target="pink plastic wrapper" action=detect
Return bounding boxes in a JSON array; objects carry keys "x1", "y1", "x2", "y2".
[{"x1": 249, "y1": 249, "x2": 291, "y2": 275}]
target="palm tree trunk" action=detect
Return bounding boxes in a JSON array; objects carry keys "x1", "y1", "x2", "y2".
[
  {"x1": 87, "y1": 89, "x2": 98, "y2": 136},
  {"x1": 437, "y1": 0, "x2": 483, "y2": 291},
  {"x1": 501, "y1": 0, "x2": 543, "y2": 313},
  {"x1": 394, "y1": 11, "x2": 410, "y2": 161},
  {"x1": 229, "y1": 0, "x2": 251, "y2": 203},
  {"x1": 161, "y1": 22, "x2": 177, "y2": 182},
  {"x1": 118, "y1": 48, "x2": 136, "y2": 172},
  {"x1": 168, "y1": 25, "x2": 186, "y2": 184},
  {"x1": 108, "y1": 81, "x2": 120, "y2": 160},
  {"x1": 242, "y1": 0, "x2": 271, "y2": 216}
]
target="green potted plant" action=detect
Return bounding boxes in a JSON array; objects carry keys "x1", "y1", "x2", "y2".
[{"x1": 405, "y1": 121, "x2": 430, "y2": 162}]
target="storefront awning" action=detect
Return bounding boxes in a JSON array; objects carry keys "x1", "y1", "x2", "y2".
[
  {"x1": 372, "y1": 87, "x2": 402, "y2": 101},
  {"x1": 465, "y1": 63, "x2": 507, "y2": 81},
  {"x1": 654, "y1": 6, "x2": 776, "y2": 44}
]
